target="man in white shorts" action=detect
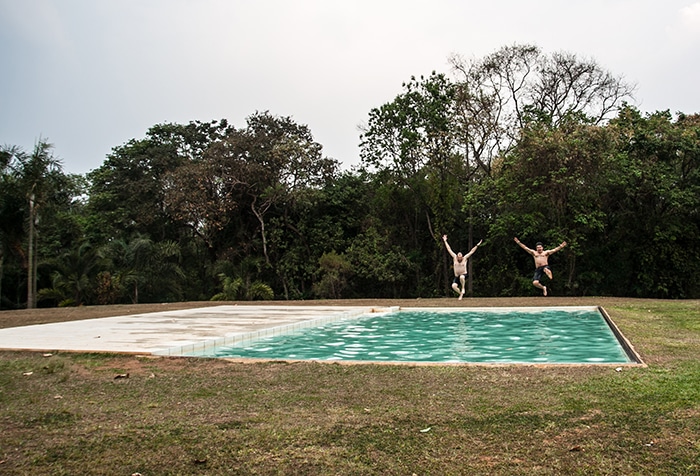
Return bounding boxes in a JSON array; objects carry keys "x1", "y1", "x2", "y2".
[{"x1": 443, "y1": 235, "x2": 482, "y2": 300}]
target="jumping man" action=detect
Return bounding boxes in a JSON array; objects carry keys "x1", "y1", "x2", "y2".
[
  {"x1": 514, "y1": 237, "x2": 567, "y2": 296},
  {"x1": 443, "y1": 235, "x2": 482, "y2": 300}
]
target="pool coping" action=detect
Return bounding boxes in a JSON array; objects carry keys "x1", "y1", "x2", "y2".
[{"x1": 597, "y1": 306, "x2": 644, "y2": 365}]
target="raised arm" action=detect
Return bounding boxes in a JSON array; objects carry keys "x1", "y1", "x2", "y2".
[
  {"x1": 545, "y1": 241, "x2": 567, "y2": 255},
  {"x1": 464, "y1": 239, "x2": 483, "y2": 259},
  {"x1": 514, "y1": 237, "x2": 535, "y2": 255},
  {"x1": 442, "y1": 234, "x2": 457, "y2": 258}
]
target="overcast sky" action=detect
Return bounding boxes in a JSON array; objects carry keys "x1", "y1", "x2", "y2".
[{"x1": 2, "y1": 0, "x2": 699, "y2": 175}]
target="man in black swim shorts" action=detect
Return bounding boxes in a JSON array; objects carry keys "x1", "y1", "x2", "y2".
[{"x1": 514, "y1": 238, "x2": 567, "y2": 296}]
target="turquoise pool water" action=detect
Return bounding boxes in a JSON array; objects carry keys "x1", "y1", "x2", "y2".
[{"x1": 201, "y1": 307, "x2": 635, "y2": 364}]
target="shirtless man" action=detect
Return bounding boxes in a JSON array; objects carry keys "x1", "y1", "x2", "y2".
[
  {"x1": 443, "y1": 235, "x2": 482, "y2": 300},
  {"x1": 514, "y1": 237, "x2": 567, "y2": 296}
]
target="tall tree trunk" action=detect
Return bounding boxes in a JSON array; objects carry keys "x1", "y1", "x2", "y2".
[
  {"x1": 0, "y1": 253, "x2": 4, "y2": 310},
  {"x1": 465, "y1": 132, "x2": 474, "y2": 296},
  {"x1": 251, "y1": 198, "x2": 271, "y2": 266},
  {"x1": 468, "y1": 207, "x2": 473, "y2": 295},
  {"x1": 32, "y1": 227, "x2": 38, "y2": 306},
  {"x1": 27, "y1": 192, "x2": 36, "y2": 309}
]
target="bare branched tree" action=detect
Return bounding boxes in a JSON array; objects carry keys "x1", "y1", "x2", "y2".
[{"x1": 449, "y1": 44, "x2": 636, "y2": 178}]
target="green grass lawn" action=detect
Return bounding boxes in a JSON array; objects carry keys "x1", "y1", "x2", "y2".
[{"x1": 1, "y1": 299, "x2": 699, "y2": 475}]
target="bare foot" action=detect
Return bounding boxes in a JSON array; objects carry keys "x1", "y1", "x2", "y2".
[
  {"x1": 543, "y1": 286, "x2": 548, "y2": 297},
  {"x1": 458, "y1": 290, "x2": 465, "y2": 300}
]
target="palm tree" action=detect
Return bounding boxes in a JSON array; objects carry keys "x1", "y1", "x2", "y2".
[
  {"x1": 105, "y1": 233, "x2": 185, "y2": 303},
  {"x1": 37, "y1": 242, "x2": 105, "y2": 306},
  {"x1": 12, "y1": 140, "x2": 63, "y2": 308}
]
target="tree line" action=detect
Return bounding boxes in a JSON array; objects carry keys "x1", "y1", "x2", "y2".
[{"x1": 1, "y1": 44, "x2": 699, "y2": 309}]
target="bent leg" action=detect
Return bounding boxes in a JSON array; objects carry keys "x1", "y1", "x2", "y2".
[
  {"x1": 544, "y1": 267, "x2": 553, "y2": 280},
  {"x1": 533, "y1": 280, "x2": 547, "y2": 296},
  {"x1": 458, "y1": 276, "x2": 466, "y2": 300}
]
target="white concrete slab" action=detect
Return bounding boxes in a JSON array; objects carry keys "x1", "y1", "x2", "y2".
[{"x1": 0, "y1": 305, "x2": 388, "y2": 355}]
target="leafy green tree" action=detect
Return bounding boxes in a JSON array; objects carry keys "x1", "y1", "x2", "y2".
[
  {"x1": 473, "y1": 105, "x2": 699, "y2": 298},
  {"x1": 212, "y1": 255, "x2": 269, "y2": 297},
  {"x1": 360, "y1": 73, "x2": 467, "y2": 294},
  {"x1": 346, "y1": 225, "x2": 415, "y2": 298},
  {"x1": 85, "y1": 120, "x2": 233, "y2": 302},
  {"x1": 0, "y1": 146, "x2": 24, "y2": 308},
  {"x1": 603, "y1": 107, "x2": 700, "y2": 297},
  {"x1": 360, "y1": 73, "x2": 460, "y2": 216},
  {"x1": 267, "y1": 171, "x2": 371, "y2": 299},
  {"x1": 312, "y1": 251, "x2": 352, "y2": 299},
  {"x1": 225, "y1": 111, "x2": 339, "y2": 266},
  {"x1": 486, "y1": 115, "x2": 617, "y2": 295},
  {"x1": 164, "y1": 112, "x2": 339, "y2": 299},
  {"x1": 162, "y1": 156, "x2": 242, "y2": 261},
  {"x1": 87, "y1": 120, "x2": 231, "y2": 243}
]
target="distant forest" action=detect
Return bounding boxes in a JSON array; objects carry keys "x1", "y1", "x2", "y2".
[{"x1": 2, "y1": 44, "x2": 699, "y2": 309}]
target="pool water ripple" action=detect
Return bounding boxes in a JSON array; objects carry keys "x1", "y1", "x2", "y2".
[{"x1": 205, "y1": 308, "x2": 634, "y2": 364}]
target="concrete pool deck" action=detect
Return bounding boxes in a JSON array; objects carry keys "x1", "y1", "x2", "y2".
[{"x1": 0, "y1": 305, "x2": 390, "y2": 355}]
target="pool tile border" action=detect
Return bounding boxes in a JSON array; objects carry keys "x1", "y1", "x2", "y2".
[{"x1": 154, "y1": 306, "x2": 398, "y2": 357}]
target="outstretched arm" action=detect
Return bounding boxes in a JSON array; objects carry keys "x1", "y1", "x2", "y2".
[
  {"x1": 464, "y1": 239, "x2": 483, "y2": 259},
  {"x1": 442, "y1": 235, "x2": 457, "y2": 258},
  {"x1": 546, "y1": 241, "x2": 567, "y2": 255},
  {"x1": 514, "y1": 237, "x2": 535, "y2": 255}
]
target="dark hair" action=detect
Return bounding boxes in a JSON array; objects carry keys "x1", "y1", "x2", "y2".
[{"x1": 536, "y1": 242, "x2": 543, "y2": 247}]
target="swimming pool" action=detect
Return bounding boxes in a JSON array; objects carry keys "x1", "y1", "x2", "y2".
[{"x1": 191, "y1": 306, "x2": 640, "y2": 364}]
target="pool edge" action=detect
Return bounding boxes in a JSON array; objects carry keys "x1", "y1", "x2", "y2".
[{"x1": 598, "y1": 306, "x2": 646, "y2": 366}]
